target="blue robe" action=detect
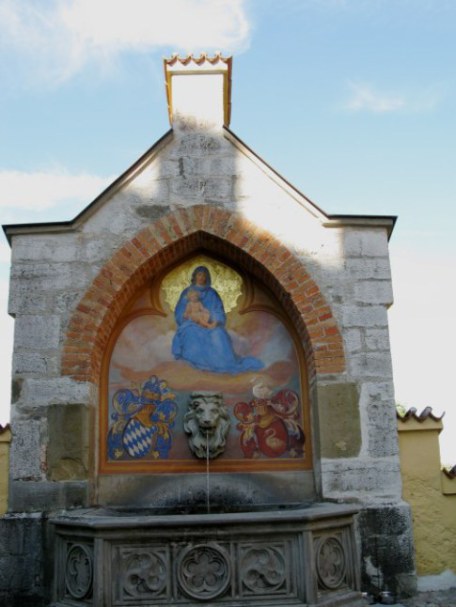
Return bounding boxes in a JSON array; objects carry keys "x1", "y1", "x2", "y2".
[{"x1": 171, "y1": 284, "x2": 263, "y2": 374}]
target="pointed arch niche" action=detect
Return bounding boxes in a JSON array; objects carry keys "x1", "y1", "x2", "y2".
[
  {"x1": 62, "y1": 207, "x2": 346, "y2": 499},
  {"x1": 101, "y1": 250, "x2": 312, "y2": 474}
]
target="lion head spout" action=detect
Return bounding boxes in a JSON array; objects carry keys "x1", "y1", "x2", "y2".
[{"x1": 184, "y1": 392, "x2": 231, "y2": 459}]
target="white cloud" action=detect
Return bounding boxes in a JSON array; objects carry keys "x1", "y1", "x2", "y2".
[
  {"x1": 0, "y1": 169, "x2": 113, "y2": 210},
  {"x1": 0, "y1": 0, "x2": 250, "y2": 84},
  {"x1": 345, "y1": 83, "x2": 406, "y2": 113},
  {"x1": 344, "y1": 81, "x2": 443, "y2": 114}
]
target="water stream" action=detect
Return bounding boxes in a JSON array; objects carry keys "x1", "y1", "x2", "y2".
[{"x1": 206, "y1": 429, "x2": 210, "y2": 514}]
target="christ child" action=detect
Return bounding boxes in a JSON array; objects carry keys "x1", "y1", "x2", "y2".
[{"x1": 184, "y1": 288, "x2": 217, "y2": 328}]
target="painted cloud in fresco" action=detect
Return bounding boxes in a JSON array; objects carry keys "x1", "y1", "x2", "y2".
[
  {"x1": 112, "y1": 317, "x2": 175, "y2": 371},
  {"x1": 110, "y1": 310, "x2": 296, "y2": 395}
]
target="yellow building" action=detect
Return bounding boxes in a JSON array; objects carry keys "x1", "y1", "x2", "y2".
[
  {"x1": 0, "y1": 424, "x2": 11, "y2": 515},
  {"x1": 397, "y1": 407, "x2": 456, "y2": 578}
]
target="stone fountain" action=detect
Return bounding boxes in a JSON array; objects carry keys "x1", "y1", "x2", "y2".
[
  {"x1": 51, "y1": 392, "x2": 363, "y2": 607},
  {"x1": 52, "y1": 505, "x2": 361, "y2": 606},
  {"x1": 3, "y1": 54, "x2": 416, "y2": 607}
]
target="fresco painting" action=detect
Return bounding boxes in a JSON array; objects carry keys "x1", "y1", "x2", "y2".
[{"x1": 105, "y1": 256, "x2": 307, "y2": 469}]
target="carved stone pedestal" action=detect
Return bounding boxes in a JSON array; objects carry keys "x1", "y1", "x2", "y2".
[{"x1": 50, "y1": 503, "x2": 363, "y2": 607}]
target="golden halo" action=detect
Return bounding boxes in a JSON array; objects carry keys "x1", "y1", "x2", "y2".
[{"x1": 161, "y1": 255, "x2": 243, "y2": 313}]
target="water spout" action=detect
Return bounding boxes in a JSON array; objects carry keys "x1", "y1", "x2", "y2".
[{"x1": 206, "y1": 429, "x2": 210, "y2": 514}]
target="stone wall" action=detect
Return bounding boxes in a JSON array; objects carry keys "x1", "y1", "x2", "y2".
[
  {"x1": 0, "y1": 514, "x2": 49, "y2": 607},
  {"x1": 5, "y1": 123, "x2": 414, "y2": 599}
]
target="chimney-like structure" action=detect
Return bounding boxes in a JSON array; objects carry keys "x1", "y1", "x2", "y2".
[{"x1": 163, "y1": 53, "x2": 232, "y2": 129}]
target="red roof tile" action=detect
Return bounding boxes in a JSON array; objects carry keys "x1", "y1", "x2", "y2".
[
  {"x1": 443, "y1": 465, "x2": 456, "y2": 480},
  {"x1": 397, "y1": 406, "x2": 445, "y2": 423},
  {"x1": 164, "y1": 52, "x2": 231, "y2": 67}
]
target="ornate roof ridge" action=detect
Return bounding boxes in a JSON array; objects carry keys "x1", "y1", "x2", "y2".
[
  {"x1": 164, "y1": 52, "x2": 231, "y2": 67},
  {"x1": 0, "y1": 423, "x2": 11, "y2": 435},
  {"x1": 397, "y1": 406, "x2": 445, "y2": 423},
  {"x1": 163, "y1": 53, "x2": 233, "y2": 126}
]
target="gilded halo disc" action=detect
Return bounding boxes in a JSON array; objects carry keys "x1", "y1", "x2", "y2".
[{"x1": 161, "y1": 255, "x2": 243, "y2": 313}]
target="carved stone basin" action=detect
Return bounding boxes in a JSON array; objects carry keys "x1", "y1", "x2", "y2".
[{"x1": 50, "y1": 503, "x2": 363, "y2": 607}]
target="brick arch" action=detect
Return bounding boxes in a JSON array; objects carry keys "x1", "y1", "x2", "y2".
[{"x1": 62, "y1": 205, "x2": 345, "y2": 383}]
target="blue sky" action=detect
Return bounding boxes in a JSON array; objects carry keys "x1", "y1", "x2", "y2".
[{"x1": 0, "y1": 0, "x2": 455, "y2": 462}]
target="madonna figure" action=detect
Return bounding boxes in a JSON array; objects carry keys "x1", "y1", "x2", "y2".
[{"x1": 171, "y1": 266, "x2": 264, "y2": 374}]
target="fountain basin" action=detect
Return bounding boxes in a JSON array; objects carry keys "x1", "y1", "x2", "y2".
[{"x1": 50, "y1": 503, "x2": 363, "y2": 607}]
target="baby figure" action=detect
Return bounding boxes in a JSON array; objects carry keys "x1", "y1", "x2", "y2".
[{"x1": 184, "y1": 288, "x2": 216, "y2": 328}]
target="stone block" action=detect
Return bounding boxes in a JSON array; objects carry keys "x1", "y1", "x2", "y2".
[
  {"x1": 346, "y1": 258, "x2": 392, "y2": 280},
  {"x1": 203, "y1": 176, "x2": 234, "y2": 202},
  {"x1": 317, "y1": 383, "x2": 361, "y2": 458},
  {"x1": 11, "y1": 234, "x2": 78, "y2": 263},
  {"x1": 0, "y1": 515, "x2": 42, "y2": 580},
  {"x1": 13, "y1": 315, "x2": 61, "y2": 350},
  {"x1": 134, "y1": 203, "x2": 172, "y2": 221},
  {"x1": 78, "y1": 234, "x2": 120, "y2": 263},
  {"x1": 358, "y1": 503, "x2": 416, "y2": 598},
  {"x1": 354, "y1": 280, "x2": 393, "y2": 306},
  {"x1": 367, "y1": 418, "x2": 399, "y2": 457},
  {"x1": 159, "y1": 158, "x2": 181, "y2": 178},
  {"x1": 343, "y1": 305, "x2": 388, "y2": 328},
  {"x1": 359, "y1": 382, "x2": 398, "y2": 458},
  {"x1": 343, "y1": 328, "x2": 363, "y2": 354},
  {"x1": 8, "y1": 480, "x2": 88, "y2": 512},
  {"x1": 363, "y1": 381, "x2": 395, "y2": 403},
  {"x1": 12, "y1": 352, "x2": 59, "y2": 376},
  {"x1": 324, "y1": 279, "x2": 355, "y2": 304},
  {"x1": 364, "y1": 328, "x2": 391, "y2": 352},
  {"x1": 10, "y1": 261, "x2": 92, "y2": 292},
  {"x1": 11, "y1": 379, "x2": 23, "y2": 403},
  {"x1": 19, "y1": 377, "x2": 92, "y2": 406},
  {"x1": 348, "y1": 352, "x2": 393, "y2": 379},
  {"x1": 367, "y1": 412, "x2": 398, "y2": 456},
  {"x1": 344, "y1": 229, "x2": 389, "y2": 258},
  {"x1": 83, "y1": 201, "x2": 143, "y2": 236},
  {"x1": 126, "y1": 176, "x2": 170, "y2": 206},
  {"x1": 46, "y1": 404, "x2": 89, "y2": 481},
  {"x1": 169, "y1": 175, "x2": 233, "y2": 203},
  {"x1": 201, "y1": 155, "x2": 237, "y2": 176},
  {"x1": 169, "y1": 176, "x2": 206, "y2": 202},
  {"x1": 161, "y1": 156, "x2": 201, "y2": 178},
  {"x1": 0, "y1": 513, "x2": 43, "y2": 556},
  {"x1": 170, "y1": 133, "x2": 225, "y2": 158},
  {"x1": 8, "y1": 287, "x2": 48, "y2": 314},
  {"x1": 0, "y1": 514, "x2": 49, "y2": 606},
  {"x1": 321, "y1": 457, "x2": 402, "y2": 501},
  {"x1": 49, "y1": 290, "x2": 83, "y2": 316},
  {"x1": 10, "y1": 420, "x2": 43, "y2": 481}
]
